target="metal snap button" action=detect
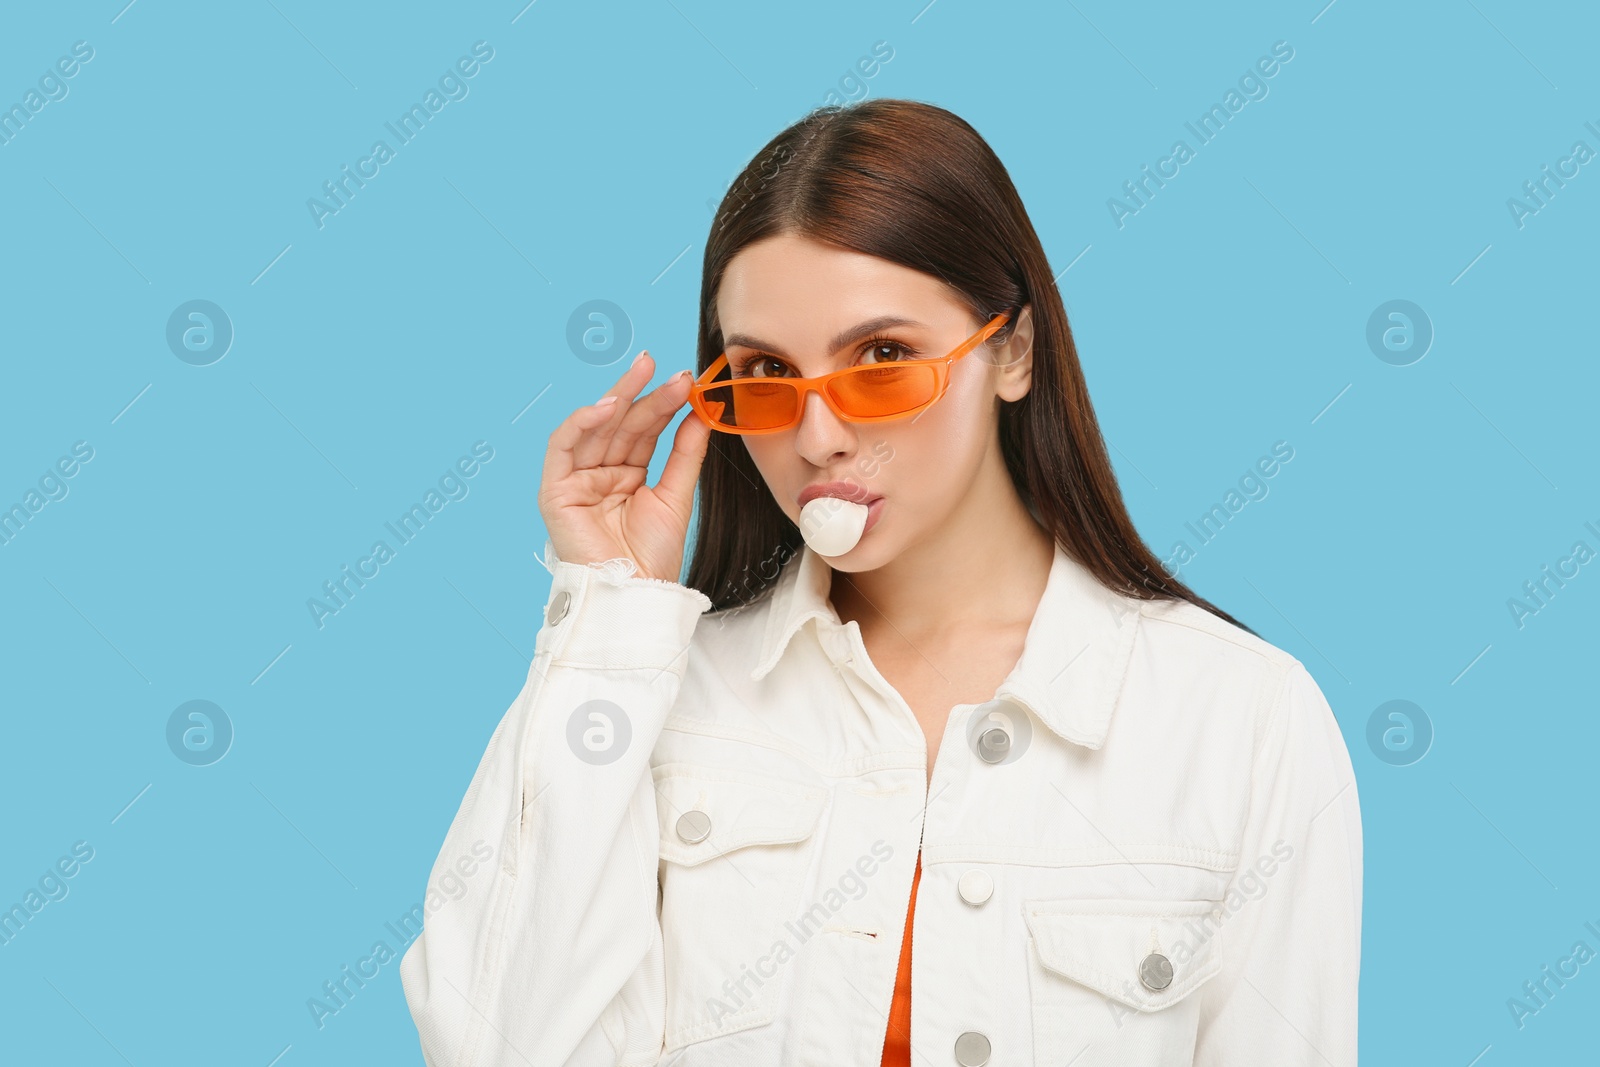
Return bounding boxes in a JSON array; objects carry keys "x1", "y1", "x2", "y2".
[
  {"x1": 976, "y1": 726, "x2": 1010, "y2": 763},
  {"x1": 1139, "y1": 951, "x2": 1174, "y2": 991},
  {"x1": 675, "y1": 810, "x2": 712, "y2": 844},
  {"x1": 956, "y1": 869, "x2": 993, "y2": 906},
  {"x1": 546, "y1": 590, "x2": 571, "y2": 626},
  {"x1": 953, "y1": 1030, "x2": 991, "y2": 1065}
]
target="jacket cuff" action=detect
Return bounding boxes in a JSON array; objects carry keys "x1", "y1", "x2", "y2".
[{"x1": 533, "y1": 551, "x2": 713, "y2": 671}]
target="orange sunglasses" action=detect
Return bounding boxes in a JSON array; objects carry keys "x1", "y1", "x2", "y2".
[{"x1": 687, "y1": 310, "x2": 1015, "y2": 435}]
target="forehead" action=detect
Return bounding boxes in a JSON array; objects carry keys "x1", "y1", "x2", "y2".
[{"x1": 716, "y1": 233, "x2": 965, "y2": 354}]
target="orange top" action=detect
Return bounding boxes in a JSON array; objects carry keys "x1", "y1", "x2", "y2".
[{"x1": 880, "y1": 849, "x2": 921, "y2": 1065}]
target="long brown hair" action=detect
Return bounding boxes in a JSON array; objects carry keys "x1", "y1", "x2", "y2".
[{"x1": 684, "y1": 98, "x2": 1252, "y2": 634}]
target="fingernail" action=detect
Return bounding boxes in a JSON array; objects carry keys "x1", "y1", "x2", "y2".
[
  {"x1": 673, "y1": 369, "x2": 690, "y2": 382},
  {"x1": 596, "y1": 395, "x2": 619, "y2": 407}
]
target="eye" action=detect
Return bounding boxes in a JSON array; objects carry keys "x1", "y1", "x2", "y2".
[
  {"x1": 727, "y1": 336, "x2": 920, "y2": 379},
  {"x1": 729, "y1": 354, "x2": 790, "y2": 379},
  {"x1": 859, "y1": 337, "x2": 918, "y2": 364}
]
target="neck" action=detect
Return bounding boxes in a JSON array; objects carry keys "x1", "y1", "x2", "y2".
[{"x1": 828, "y1": 470, "x2": 1055, "y2": 641}]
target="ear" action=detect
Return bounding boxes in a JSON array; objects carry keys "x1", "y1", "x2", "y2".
[{"x1": 993, "y1": 304, "x2": 1034, "y2": 403}]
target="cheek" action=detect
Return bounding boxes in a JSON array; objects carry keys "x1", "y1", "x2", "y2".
[
  {"x1": 914, "y1": 368, "x2": 993, "y2": 459},
  {"x1": 743, "y1": 437, "x2": 796, "y2": 508},
  {"x1": 879, "y1": 386, "x2": 990, "y2": 507}
]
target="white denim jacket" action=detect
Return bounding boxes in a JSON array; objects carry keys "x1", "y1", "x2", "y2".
[{"x1": 400, "y1": 538, "x2": 1362, "y2": 1066}]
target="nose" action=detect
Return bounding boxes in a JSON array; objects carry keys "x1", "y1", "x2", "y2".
[{"x1": 793, "y1": 390, "x2": 855, "y2": 467}]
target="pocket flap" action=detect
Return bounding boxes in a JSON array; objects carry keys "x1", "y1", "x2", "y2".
[
  {"x1": 1022, "y1": 897, "x2": 1224, "y2": 1011},
  {"x1": 653, "y1": 765, "x2": 828, "y2": 867}
]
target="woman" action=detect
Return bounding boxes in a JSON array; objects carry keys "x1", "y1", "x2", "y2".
[{"x1": 400, "y1": 98, "x2": 1362, "y2": 1066}]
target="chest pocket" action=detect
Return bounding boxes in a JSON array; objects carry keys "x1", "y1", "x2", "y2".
[
  {"x1": 654, "y1": 764, "x2": 829, "y2": 1052},
  {"x1": 1022, "y1": 896, "x2": 1224, "y2": 1065}
]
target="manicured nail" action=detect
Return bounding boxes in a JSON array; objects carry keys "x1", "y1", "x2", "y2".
[
  {"x1": 632, "y1": 350, "x2": 646, "y2": 366},
  {"x1": 596, "y1": 395, "x2": 619, "y2": 407}
]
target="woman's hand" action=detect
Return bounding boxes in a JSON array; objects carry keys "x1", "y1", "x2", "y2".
[{"x1": 538, "y1": 351, "x2": 711, "y2": 583}]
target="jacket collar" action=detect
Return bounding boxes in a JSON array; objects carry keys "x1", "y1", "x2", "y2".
[{"x1": 748, "y1": 540, "x2": 1142, "y2": 750}]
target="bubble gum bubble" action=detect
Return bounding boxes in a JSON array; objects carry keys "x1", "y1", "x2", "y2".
[{"x1": 799, "y1": 497, "x2": 869, "y2": 557}]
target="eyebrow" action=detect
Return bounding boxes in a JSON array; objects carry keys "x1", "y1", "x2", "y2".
[{"x1": 722, "y1": 315, "x2": 927, "y2": 359}]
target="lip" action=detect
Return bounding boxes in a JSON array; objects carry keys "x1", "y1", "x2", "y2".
[
  {"x1": 862, "y1": 496, "x2": 884, "y2": 535},
  {"x1": 797, "y1": 481, "x2": 881, "y2": 509},
  {"x1": 796, "y1": 482, "x2": 885, "y2": 546}
]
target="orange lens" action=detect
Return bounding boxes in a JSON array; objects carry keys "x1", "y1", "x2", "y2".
[
  {"x1": 702, "y1": 379, "x2": 800, "y2": 430},
  {"x1": 829, "y1": 363, "x2": 939, "y2": 418},
  {"x1": 701, "y1": 362, "x2": 941, "y2": 431}
]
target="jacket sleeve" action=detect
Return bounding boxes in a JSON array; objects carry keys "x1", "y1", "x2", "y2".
[
  {"x1": 399, "y1": 548, "x2": 713, "y2": 1067},
  {"x1": 1193, "y1": 659, "x2": 1364, "y2": 1066}
]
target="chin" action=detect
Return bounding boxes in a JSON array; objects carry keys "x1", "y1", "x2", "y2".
[{"x1": 814, "y1": 528, "x2": 898, "y2": 572}]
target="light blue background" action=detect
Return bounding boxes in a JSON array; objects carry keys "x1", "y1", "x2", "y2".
[{"x1": 2, "y1": 1, "x2": 1596, "y2": 1063}]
